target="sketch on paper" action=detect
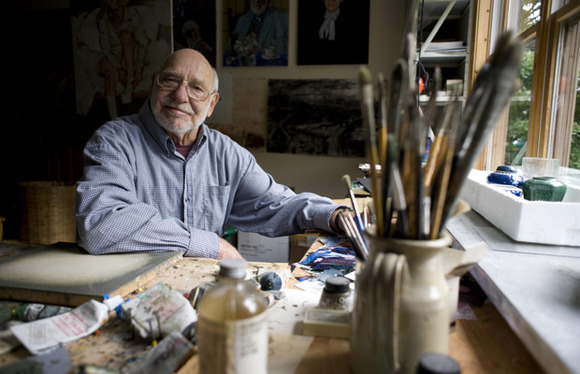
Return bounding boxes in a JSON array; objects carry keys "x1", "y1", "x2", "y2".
[{"x1": 266, "y1": 79, "x2": 365, "y2": 157}]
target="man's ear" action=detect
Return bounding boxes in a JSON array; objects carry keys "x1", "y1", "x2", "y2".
[{"x1": 206, "y1": 92, "x2": 220, "y2": 117}]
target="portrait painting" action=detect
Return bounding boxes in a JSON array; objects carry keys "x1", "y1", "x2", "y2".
[
  {"x1": 297, "y1": 0, "x2": 370, "y2": 65},
  {"x1": 173, "y1": 0, "x2": 216, "y2": 67},
  {"x1": 223, "y1": 0, "x2": 289, "y2": 67},
  {"x1": 267, "y1": 79, "x2": 365, "y2": 157},
  {"x1": 71, "y1": 0, "x2": 172, "y2": 121}
]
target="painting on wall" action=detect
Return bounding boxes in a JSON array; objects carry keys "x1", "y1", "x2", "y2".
[
  {"x1": 173, "y1": 0, "x2": 216, "y2": 66},
  {"x1": 297, "y1": 0, "x2": 370, "y2": 65},
  {"x1": 71, "y1": 0, "x2": 172, "y2": 121},
  {"x1": 266, "y1": 79, "x2": 365, "y2": 157},
  {"x1": 223, "y1": 0, "x2": 289, "y2": 67}
]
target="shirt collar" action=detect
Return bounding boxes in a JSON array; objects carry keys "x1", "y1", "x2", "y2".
[{"x1": 252, "y1": 7, "x2": 270, "y2": 22}]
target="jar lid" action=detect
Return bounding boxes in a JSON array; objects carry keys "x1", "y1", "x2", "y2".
[
  {"x1": 324, "y1": 276, "x2": 351, "y2": 293},
  {"x1": 219, "y1": 258, "x2": 247, "y2": 279},
  {"x1": 417, "y1": 352, "x2": 460, "y2": 374}
]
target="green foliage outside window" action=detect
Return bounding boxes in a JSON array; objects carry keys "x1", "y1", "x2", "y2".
[
  {"x1": 505, "y1": 50, "x2": 534, "y2": 165},
  {"x1": 570, "y1": 71, "x2": 580, "y2": 169},
  {"x1": 506, "y1": 50, "x2": 580, "y2": 169}
]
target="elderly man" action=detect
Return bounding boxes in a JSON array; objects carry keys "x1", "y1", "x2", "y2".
[{"x1": 76, "y1": 48, "x2": 348, "y2": 259}]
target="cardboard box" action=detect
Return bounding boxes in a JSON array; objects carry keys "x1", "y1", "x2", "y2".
[
  {"x1": 237, "y1": 231, "x2": 289, "y2": 263},
  {"x1": 289, "y1": 233, "x2": 319, "y2": 264}
]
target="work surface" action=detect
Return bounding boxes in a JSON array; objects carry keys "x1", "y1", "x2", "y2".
[
  {"x1": 0, "y1": 234, "x2": 546, "y2": 373},
  {"x1": 446, "y1": 210, "x2": 580, "y2": 374}
]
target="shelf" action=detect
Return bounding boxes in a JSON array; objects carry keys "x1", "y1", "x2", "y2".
[
  {"x1": 419, "y1": 51, "x2": 467, "y2": 64},
  {"x1": 415, "y1": 0, "x2": 471, "y2": 102},
  {"x1": 418, "y1": 94, "x2": 464, "y2": 105}
]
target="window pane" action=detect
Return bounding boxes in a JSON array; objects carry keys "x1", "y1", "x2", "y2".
[
  {"x1": 519, "y1": 0, "x2": 542, "y2": 31},
  {"x1": 504, "y1": 40, "x2": 535, "y2": 166},
  {"x1": 553, "y1": 16, "x2": 580, "y2": 171},
  {"x1": 571, "y1": 66, "x2": 580, "y2": 169}
]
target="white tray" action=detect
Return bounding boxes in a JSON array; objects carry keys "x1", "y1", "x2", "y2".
[{"x1": 459, "y1": 169, "x2": 580, "y2": 246}]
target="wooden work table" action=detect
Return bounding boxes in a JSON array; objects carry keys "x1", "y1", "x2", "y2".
[{"x1": 0, "y1": 228, "x2": 546, "y2": 373}]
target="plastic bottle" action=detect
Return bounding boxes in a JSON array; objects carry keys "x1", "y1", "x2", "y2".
[{"x1": 197, "y1": 258, "x2": 269, "y2": 374}]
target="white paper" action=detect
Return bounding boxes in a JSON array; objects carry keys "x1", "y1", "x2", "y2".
[{"x1": 10, "y1": 300, "x2": 109, "y2": 355}]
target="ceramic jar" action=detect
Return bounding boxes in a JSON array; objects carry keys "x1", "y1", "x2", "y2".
[
  {"x1": 350, "y1": 229, "x2": 451, "y2": 374},
  {"x1": 522, "y1": 177, "x2": 567, "y2": 201},
  {"x1": 487, "y1": 165, "x2": 524, "y2": 187}
]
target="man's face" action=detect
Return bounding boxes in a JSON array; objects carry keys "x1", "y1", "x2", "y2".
[
  {"x1": 151, "y1": 50, "x2": 219, "y2": 142},
  {"x1": 105, "y1": 0, "x2": 125, "y2": 26},
  {"x1": 250, "y1": 0, "x2": 269, "y2": 16},
  {"x1": 324, "y1": 0, "x2": 342, "y2": 13}
]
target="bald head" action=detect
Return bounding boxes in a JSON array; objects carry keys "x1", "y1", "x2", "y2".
[{"x1": 150, "y1": 48, "x2": 220, "y2": 146}]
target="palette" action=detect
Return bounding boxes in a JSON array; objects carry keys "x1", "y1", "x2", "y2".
[{"x1": 0, "y1": 242, "x2": 181, "y2": 307}]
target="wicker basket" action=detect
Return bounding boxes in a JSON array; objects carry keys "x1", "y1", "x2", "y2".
[{"x1": 18, "y1": 181, "x2": 77, "y2": 244}]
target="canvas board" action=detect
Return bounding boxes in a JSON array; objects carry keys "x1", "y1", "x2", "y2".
[{"x1": 0, "y1": 243, "x2": 181, "y2": 307}]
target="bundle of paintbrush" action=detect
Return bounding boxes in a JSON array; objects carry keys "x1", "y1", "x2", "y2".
[{"x1": 356, "y1": 30, "x2": 523, "y2": 242}]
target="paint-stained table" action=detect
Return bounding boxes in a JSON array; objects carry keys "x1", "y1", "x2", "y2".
[{"x1": 0, "y1": 237, "x2": 545, "y2": 374}]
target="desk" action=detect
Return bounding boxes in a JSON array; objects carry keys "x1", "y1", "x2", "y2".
[{"x1": 0, "y1": 233, "x2": 545, "y2": 373}]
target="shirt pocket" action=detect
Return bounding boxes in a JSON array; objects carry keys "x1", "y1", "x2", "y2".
[{"x1": 202, "y1": 184, "x2": 231, "y2": 233}]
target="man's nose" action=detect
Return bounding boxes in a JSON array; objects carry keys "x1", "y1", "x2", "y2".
[{"x1": 172, "y1": 82, "x2": 190, "y2": 101}]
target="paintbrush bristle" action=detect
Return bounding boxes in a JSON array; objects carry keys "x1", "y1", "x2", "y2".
[
  {"x1": 342, "y1": 174, "x2": 352, "y2": 190},
  {"x1": 358, "y1": 66, "x2": 372, "y2": 86}
]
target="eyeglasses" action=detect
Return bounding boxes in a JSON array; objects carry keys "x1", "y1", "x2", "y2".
[{"x1": 155, "y1": 72, "x2": 215, "y2": 102}]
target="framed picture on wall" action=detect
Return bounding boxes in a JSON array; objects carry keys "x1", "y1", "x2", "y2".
[
  {"x1": 297, "y1": 0, "x2": 370, "y2": 65},
  {"x1": 266, "y1": 79, "x2": 365, "y2": 157},
  {"x1": 173, "y1": 0, "x2": 216, "y2": 66},
  {"x1": 71, "y1": 0, "x2": 172, "y2": 121},
  {"x1": 223, "y1": 0, "x2": 289, "y2": 67}
]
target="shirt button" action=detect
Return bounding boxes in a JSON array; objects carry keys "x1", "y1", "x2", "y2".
[{"x1": 185, "y1": 197, "x2": 191, "y2": 203}]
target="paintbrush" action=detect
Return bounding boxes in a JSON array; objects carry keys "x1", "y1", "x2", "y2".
[
  {"x1": 378, "y1": 73, "x2": 388, "y2": 169},
  {"x1": 342, "y1": 174, "x2": 366, "y2": 236},
  {"x1": 385, "y1": 136, "x2": 408, "y2": 238},
  {"x1": 339, "y1": 212, "x2": 368, "y2": 262},
  {"x1": 382, "y1": 59, "x2": 408, "y2": 236},
  {"x1": 429, "y1": 99, "x2": 461, "y2": 239},
  {"x1": 441, "y1": 31, "x2": 523, "y2": 229},
  {"x1": 386, "y1": 59, "x2": 407, "y2": 146},
  {"x1": 424, "y1": 67, "x2": 442, "y2": 134},
  {"x1": 359, "y1": 66, "x2": 384, "y2": 237}
]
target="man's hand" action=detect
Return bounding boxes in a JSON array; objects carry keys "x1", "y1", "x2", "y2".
[
  {"x1": 330, "y1": 207, "x2": 354, "y2": 234},
  {"x1": 217, "y1": 237, "x2": 244, "y2": 259}
]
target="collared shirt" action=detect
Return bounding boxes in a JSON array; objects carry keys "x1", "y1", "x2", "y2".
[{"x1": 76, "y1": 101, "x2": 340, "y2": 258}]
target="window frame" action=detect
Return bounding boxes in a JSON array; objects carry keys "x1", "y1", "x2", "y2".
[{"x1": 471, "y1": 0, "x2": 580, "y2": 168}]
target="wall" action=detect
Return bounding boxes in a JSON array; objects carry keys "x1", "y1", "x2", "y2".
[
  {"x1": 2, "y1": 0, "x2": 406, "y2": 239},
  {"x1": 213, "y1": 0, "x2": 407, "y2": 198}
]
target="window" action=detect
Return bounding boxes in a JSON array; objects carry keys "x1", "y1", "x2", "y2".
[{"x1": 475, "y1": 0, "x2": 580, "y2": 183}]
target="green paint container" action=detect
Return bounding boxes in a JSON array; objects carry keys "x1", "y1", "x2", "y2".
[{"x1": 522, "y1": 177, "x2": 567, "y2": 201}]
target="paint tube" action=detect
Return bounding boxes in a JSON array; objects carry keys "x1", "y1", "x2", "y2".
[{"x1": 12, "y1": 303, "x2": 71, "y2": 322}]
